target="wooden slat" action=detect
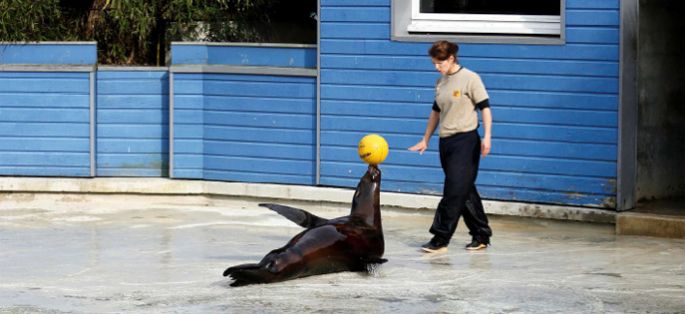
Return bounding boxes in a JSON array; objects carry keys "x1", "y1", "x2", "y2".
[
  {"x1": 321, "y1": 69, "x2": 619, "y2": 93},
  {"x1": 0, "y1": 71, "x2": 91, "y2": 177},
  {"x1": 566, "y1": 10, "x2": 620, "y2": 27},
  {"x1": 172, "y1": 68, "x2": 317, "y2": 184},
  {"x1": 96, "y1": 71, "x2": 169, "y2": 177},
  {"x1": 0, "y1": 43, "x2": 96, "y2": 65},
  {"x1": 321, "y1": 55, "x2": 619, "y2": 77},
  {"x1": 322, "y1": 7, "x2": 390, "y2": 23},
  {"x1": 204, "y1": 171, "x2": 315, "y2": 185},
  {"x1": 320, "y1": 39, "x2": 618, "y2": 61}
]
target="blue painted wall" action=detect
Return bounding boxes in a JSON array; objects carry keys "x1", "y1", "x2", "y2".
[
  {"x1": 0, "y1": 42, "x2": 96, "y2": 65},
  {"x1": 172, "y1": 72, "x2": 204, "y2": 179},
  {"x1": 172, "y1": 44, "x2": 317, "y2": 68},
  {"x1": 0, "y1": 4, "x2": 623, "y2": 210},
  {"x1": 0, "y1": 43, "x2": 94, "y2": 177},
  {"x1": 96, "y1": 70, "x2": 169, "y2": 176},
  {"x1": 171, "y1": 44, "x2": 317, "y2": 185},
  {"x1": 319, "y1": 0, "x2": 619, "y2": 207}
]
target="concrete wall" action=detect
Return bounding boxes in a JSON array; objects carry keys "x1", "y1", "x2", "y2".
[{"x1": 636, "y1": 0, "x2": 685, "y2": 202}]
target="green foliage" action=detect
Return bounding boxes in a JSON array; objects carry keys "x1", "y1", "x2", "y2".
[
  {"x1": 0, "y1": 0, "x2": 316, "y2": 65},
  {"x1": 91, "y1": 0, "x2": 274, "y2": 65},
  {"x1": 0, "y1": 0, "x2": 79, "y2": 41}
]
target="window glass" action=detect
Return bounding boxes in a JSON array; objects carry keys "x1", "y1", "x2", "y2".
[
  {"x1": 419, "y1": 0, "x2": 560, "y2": 16},
  {"x1": 391, "y1": 0, "x2": 565, "y2": 44}
]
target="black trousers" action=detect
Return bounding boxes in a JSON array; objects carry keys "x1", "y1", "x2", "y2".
[{"x1": 430, "y1": 130, "x2": 492, "y2": 245}]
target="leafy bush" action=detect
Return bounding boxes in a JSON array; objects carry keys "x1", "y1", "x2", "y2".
[
  {"x1": 0, "y1": 0, "x2": 79, "y2": 41},
  {"x1": 0, "y1": 0, "x2": 316, "y2": 65}
]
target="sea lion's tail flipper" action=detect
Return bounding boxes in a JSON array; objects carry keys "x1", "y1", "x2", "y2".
[
  {"x1": 223, "y1": 263, "x2": 274, "y2": 287},
  {"x1": 259, "y1": 203, "x2": 328, "y2": 228}
]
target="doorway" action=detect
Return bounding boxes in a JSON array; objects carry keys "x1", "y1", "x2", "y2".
[{"x1": 635, "y1": 0, "x2": 685, "y2": 213}]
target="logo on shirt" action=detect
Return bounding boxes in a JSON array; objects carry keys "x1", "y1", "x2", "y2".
[{"x1": 452, "y1": 90, "x2": 461, "y2": 98}]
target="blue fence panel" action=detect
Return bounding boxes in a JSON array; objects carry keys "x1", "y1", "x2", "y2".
[
  {"x1": 0, "y1": 43, "x2": 95, "y2": 177},
  {"x1": 172, "y1": 73, "x2": 205, "y2": 179},
  {"x1": 96, "y1": 69, "x2": 169, "y2": 176},
  {"x1": 172, "y1": 43, "x2": 317, "y2": 68},
  {"x1": 319, "y1": 0, "x2": 620, "y2": 208},
  {"x1": 201, "y1": 73, "x2": 316, "y2": 185},
  {"x1": 0, "y1": 71, "x2": 91, "y2": 176},
  {"x1": 0, "y1": 42, "x2": 96, "y2": 65},
  {"x1": 170, "y1": 43, "x2": 318, "y2": 185}
]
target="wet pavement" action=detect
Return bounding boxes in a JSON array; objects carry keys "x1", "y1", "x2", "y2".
[{"x1": 1, "y1": 193, "x2": 684, "y2": 313}]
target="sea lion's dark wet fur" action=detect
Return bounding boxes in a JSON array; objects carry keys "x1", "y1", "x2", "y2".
[{"x1": 223, "y1": 165, "x2": 386, "y2": 286}]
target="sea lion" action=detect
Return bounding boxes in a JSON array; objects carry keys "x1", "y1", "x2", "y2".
[{"x1": 223, "y1": 165, "x2": 386, "y2": 286}]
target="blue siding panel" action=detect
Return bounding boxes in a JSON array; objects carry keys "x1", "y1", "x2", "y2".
[
  {"x1": 566, "y1": 27, "x2": 620, "y2": 44},
  {"x1": 203, "y1": 80, "x2": 315, "y2": 98},
  {"x1": 567, "y1": 0, "x2": 619, "y2": 9},
  {"x1": 321, "y1": 70, "x2": 619, "y2": 93},
  {"x1": 322, "y1": 0, "x2": 388, "y2": 6},
  {"x1": 566, "y1": 10, "x2": 620, "y2": 27},
  {"x1": 200, "y1": 73, "x2": 316, "y2": 185},
  {"x1": 321, "y1": 55, "x2": 619, "y2": 77},
  {"x1": 205, "y1": 96, "x2": 315, "y2": 114},
  {"x1": 320, "y1": 163, "x2": 614, "y2": 195},
  {"x1": 96, "y1": 70, "x2": 169, "y2": 177},
  {"x1": 0, "y1": 71, "x2": 91, "y2": 177},
  {"x1": 320, "y1": 131, "x2": 617, "y2": 163},
  {"x1": 204, "y1": 171, "x2": 314, "y2": 186},
  {"x1": 322, "y1": 7, "x2": 390, "y2": 22},
  {"x1": 0, "y1": 43, "x2": 96, "y2": 65},
  {"x1": 319, "y1": 0, "x2": 621, "y2": 207},
  {"x1": 170, "y1": 44, "x2": 318, "y2": 186},
  {"x1": 321, "y1": 101, "x2": 616, "y2": 128},
  {"x1": 205, "y1": 46, "x2": 316, "y2": 68},
  {"x1": 171, "y1": 45, "x2": 208, "y2": 64},
  {"x1": 172, "y1": 73, "x2": 204, "y2": 179},
  {"x1": 321, "y1": 23, "x2": 389, "y2": 39},
  {"x1": 323, "y1": 147, "x2": 616, "y2": 178},
  {"x1": 320, "y1": 40, "x2": 619, "y2": 61},
  {"x1": 204, "y1": 126, "x2": 315, "y2": 144},
  {"x1": 172, "y1": 44, "x2": 317, "y2": 68}
]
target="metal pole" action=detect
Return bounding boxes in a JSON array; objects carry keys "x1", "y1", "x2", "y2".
[{"x1": 89, "y1": 68, "x2": 96, "y2": 177}]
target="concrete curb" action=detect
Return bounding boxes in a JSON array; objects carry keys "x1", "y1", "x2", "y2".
[
  {"x1": 0, "y1": 177, "x2": 616, "y2": 224},
  {"x1": 616, "y1": 211, "x2": 685, "y2": 238}
]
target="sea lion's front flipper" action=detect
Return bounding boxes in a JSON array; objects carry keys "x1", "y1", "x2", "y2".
[
  {"x1": 361, "y1": 257, "x2": 388, "y2": 264},
  {"x1": 259, "y1": 203, "x2": 328, "y2": 228}
]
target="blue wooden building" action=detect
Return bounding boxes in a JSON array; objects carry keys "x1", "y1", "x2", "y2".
[
  {"x1": 318, "y1": 0, "x2": 622, "y2": 209},
  {"x1": 2, "y1": 0, "x2": 682, "y2": 212}
]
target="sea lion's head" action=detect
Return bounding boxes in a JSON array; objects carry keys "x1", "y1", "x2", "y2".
[{"x1": 366, "y1": 164, "x2": 380, "y2": 183}]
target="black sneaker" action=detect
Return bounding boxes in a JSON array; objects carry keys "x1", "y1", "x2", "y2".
[
  {"x1": 465, "y1": 240, "x2": 488, "y2": 251},
  {"x1": 421, "y1": 239, "x2": 448, "y2": 253}
]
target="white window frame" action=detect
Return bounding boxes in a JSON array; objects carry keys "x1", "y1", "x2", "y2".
[{"x1": 407, "y1": 0, "x2": 561, "y2": 36}]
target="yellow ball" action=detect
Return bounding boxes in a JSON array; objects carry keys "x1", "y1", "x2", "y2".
[{"x1": 358, "y1": 134, "x2": 389, "y2": 165}]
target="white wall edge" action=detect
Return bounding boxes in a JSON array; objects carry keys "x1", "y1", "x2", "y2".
[{"x1": 0, "y1": 177, "x2": 615, "y2": 224}]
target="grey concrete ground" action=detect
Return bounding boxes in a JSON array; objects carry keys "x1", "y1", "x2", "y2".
[{"x1": 1, "y1": 193, "x2": 684, "y2": 314}]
